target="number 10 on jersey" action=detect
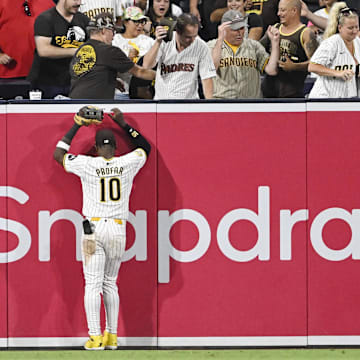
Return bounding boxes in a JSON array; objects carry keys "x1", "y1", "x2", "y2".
[{"x1": 100, "y1": 177, "x2": 121, "y2": 202}]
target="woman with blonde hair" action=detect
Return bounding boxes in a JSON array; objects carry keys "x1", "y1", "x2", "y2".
[{"x1": 308, "y1": 3, "x2": 360, "y2": 98}]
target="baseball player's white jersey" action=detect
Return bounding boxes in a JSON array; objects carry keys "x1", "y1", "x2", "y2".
[
  {"x1": 64, "y1": 148, "x2": 146, "y2": 219},
  {"x1": 309, "y1": 34, "x2": 360, "y2": 98},
  {"x1": 64, "y1": 148, "x2": 147, "y2": 335},
  {"x1": 80, "y1": 0, "x2": 122, "y2": 21},
  {"x1": 112, "y1": 34, "x2": 155, "y2": 95},
  {"x1": 154, "y1": 34, "x2": 216, "y2": 99}
]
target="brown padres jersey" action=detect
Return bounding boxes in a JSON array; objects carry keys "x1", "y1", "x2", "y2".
[{"x1": 262, "y1": 23, "x2": 308, "y2": 98}]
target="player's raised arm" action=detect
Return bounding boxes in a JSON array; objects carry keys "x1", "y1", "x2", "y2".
[
  {"x1": 53, "y1": 123, "x2": 81, "y2": 165},
  {"x1": 109, "y1": 108, "x2": 151, "y2": 156},
  {"x1": 53, "y1": 106, "x2": 104, "y2": 164}
]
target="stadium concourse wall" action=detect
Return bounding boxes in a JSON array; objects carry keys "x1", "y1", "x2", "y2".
[{"x1": 0, "y1": 99, "x2": 360, "y2": 348}]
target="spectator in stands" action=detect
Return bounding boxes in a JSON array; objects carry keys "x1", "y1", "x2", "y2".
[
  {"x1": 0, "y1": 0, "x2": 53, "y2": 80},
  {"x1": 143, "y1": 13, "x2": 216, "y2": 98},
  {"x1": 210, "y1": 0, "x2": 263, "y2": 40},
  {"x1": 246, "y1": 0, "x2": 280, "y2": 35},
  {"x1": 308, "y1": 3, "x2": 359, "y2": 98},
  {"x1": 112, "y1": 7, "x2": 155, "y2": 99},
  {"x1": 135, "y1": 0, "x2": 150, "y2": 11},
  {"x1": 69, "y1": 12, "x2": 155, "y2": 99},
  {"x1": 27, "y1": 0, "x2": 89, "y2": 98},
  {"x1": 116, "y1": 0, "x2": 152, "y2": 35},
  {"x1": 208, "y1": 10, "x2": 280, "y2": 98},
  {"x1": 177, "y1": 0, "x2": 190, "y2": 12},
  {"x1": 301, "y1": 0, "x2": 332, "y2": 32},
  {"x1": 260, "y1": 0, "x2": 318, "y2": 97},
  {"x1": 80, "y1": 0, "x2": 122, "y2": 23},
  {"x1": 307, "y1": 0, "x2": 338, "y2": 43},
  {"x1": 189, "y1": 0, "x2": 218, "y2": 40},
  {"x1": 146, "y1": 0, "x2": 183, "y2": 38}
]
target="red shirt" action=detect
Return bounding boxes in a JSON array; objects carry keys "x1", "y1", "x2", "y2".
[{"x1": 0, "y1": 0, "x2": 54, "y2": 78}]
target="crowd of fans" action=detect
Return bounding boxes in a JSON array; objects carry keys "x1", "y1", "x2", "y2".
[{"x1": 0, "y1": 0, "x2": 359, "y2": 99}]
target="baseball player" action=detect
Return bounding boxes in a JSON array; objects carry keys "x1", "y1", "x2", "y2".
[
  {"x1": 207, "y1": 10, "x2": 280, "y2": 98},
  {"x1": 308, "y1": 5, "x2": 360, "y2": 98},
  {"x1": 53, "y1": 107, "x2": 151, "y2": 350},
  {"x1": 143, "y1": 13, "x2": 216, "y2": 99}
]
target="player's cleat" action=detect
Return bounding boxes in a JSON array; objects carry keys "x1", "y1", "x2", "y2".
[
  {"x1": 84, "y1": 335, "x2": 105, "y2": 350},
  {"x1": 103, "y1": 330, "x2": 118, "y2": 350}
]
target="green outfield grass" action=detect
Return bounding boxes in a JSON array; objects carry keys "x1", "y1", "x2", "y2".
[{"x1": 1, "y1": 349, "x2": 360, "y2": 360}]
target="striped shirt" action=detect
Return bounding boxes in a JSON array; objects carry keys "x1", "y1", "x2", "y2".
[
  {"x1": 79, "y1": 0, "x2": 122, "y2": 21},
  {"x1": 309, "y1": 34, "x2": 360, "y2": 99},
  {"x1": 64, "y1": 148, "x2": 146, "y2": 219},
  {"x1": 207, "y1": 38, "x2": 269, "y2": 99},
  {"x1": 154, "y1": 34, "x2": 216, "y2": 99}
]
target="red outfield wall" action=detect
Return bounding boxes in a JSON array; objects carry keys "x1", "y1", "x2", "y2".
[{"x1": 1, "y1": 101, "x2": 360, "y2": 347}]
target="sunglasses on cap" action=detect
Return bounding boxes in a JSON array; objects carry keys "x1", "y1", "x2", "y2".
[{"x1": 338, "y1": 7, "x2": 358, "y2": 20}]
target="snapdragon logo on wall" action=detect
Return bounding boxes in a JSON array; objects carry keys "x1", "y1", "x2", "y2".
[{"x1": 1, "y1": 186, "x2": 359, "y2": 283}]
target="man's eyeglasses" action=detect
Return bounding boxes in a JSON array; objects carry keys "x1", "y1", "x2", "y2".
[
  {"x1": 130, "y1": 19, "x2": 147, "y2": 25},
  {"x1": 23, "y1": 0, "x2": 31, "y2": 16}
]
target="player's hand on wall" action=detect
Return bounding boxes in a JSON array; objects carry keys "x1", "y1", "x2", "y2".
[
  {"x1": 74, "y1": 106, "x2": 104, "y2": 126},
  {"x1": 109, "y1": 108, "x2": 127, "y2": 128}
]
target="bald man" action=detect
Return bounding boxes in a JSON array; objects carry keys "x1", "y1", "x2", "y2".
[{"x1": 260, "y1": 0, "x2": 318, "y2": 97}]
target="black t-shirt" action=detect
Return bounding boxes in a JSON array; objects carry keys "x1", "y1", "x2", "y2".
[
  {"x1": 27, "y1": 7, "x2": 89, "y2": 86},
  {"x1": 129, "y1": 56, "x2": 155, "y2": 99},
  {"x1": 69, "y1": 39, "x2": 134, "y2": 99},
  {"x1": 247, "y1": 0, "x2": 279, "y2": 33},
  {"x1": 248, "y1": 13, "x2": 263, "y2": 30}
]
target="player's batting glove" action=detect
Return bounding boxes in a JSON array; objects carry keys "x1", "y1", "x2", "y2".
[{"x1": 74, "y1": 106, "x2": 104, "y2": 126}]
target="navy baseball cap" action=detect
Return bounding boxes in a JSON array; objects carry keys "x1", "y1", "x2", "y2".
[{"x1": 96, "y1": 129, "x2": 117, "y2": 148}]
